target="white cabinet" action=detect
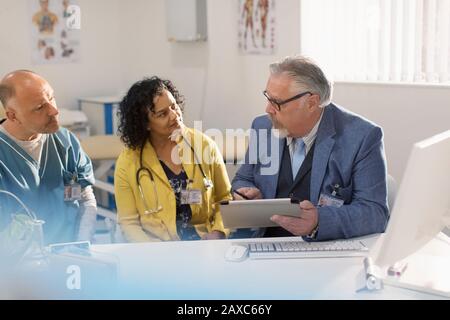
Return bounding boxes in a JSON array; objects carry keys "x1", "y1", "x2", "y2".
[
  {"x1": 165, "y1": 0, "x2": 207, "y2": 42},
  {"x1": 78, "y1": 96, "x2": 122, "y2": 135}
]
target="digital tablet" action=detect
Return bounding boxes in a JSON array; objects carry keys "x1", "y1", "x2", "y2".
[{"x1": 220, "y1": 198, "x2": 300, "y2": 229}]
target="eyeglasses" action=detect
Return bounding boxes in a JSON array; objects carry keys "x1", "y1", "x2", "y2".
[{"x1": 263, "y1": 90, "x2": 312, "y2": 111}]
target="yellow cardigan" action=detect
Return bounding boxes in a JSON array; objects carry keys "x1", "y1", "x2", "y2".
[{"x1": 114, "y1": 127, "x2": 232, "y2": 242}]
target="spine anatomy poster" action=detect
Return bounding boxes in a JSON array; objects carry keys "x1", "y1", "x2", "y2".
[{"x1": 238, "y1": 0, "x2": 276, "y2": 55}]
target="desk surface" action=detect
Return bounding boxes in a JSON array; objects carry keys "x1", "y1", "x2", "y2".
[
  {"x1": 91, "y1": 234, "x2": 449, "y2": 299},
  {"x1": 79, "y1": 96, "x2": 123, "y2": 104}
]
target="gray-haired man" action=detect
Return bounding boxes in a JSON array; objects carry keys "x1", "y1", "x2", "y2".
[{"x1": 232, "y1": 55, "x2": 389, "y2": 241}]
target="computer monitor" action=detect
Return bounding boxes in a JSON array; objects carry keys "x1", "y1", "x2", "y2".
[{"x1": 373, "y1": 130, "x2": 450, "y2": 268}]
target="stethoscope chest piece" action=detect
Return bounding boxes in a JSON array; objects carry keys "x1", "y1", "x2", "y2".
[
  {"x1": 143, "y1": 205, "x2": 163, "y2": 215},
  {"x1": 203, "y1": 178, "x2": 213, "y2": 190}
]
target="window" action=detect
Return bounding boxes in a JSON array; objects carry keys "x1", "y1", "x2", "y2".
[{"x1": 300, "y1": 0, "x2": 450, "y2": 84}]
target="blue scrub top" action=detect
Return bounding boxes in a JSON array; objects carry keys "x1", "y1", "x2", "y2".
[{"x1": 0, "y1": 126, "x2": 95, "y2": 244}]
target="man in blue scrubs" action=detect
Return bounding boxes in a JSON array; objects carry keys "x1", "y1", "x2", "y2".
[{"x1": 0, "y1": 70, "x2": 97, "y2": 244}]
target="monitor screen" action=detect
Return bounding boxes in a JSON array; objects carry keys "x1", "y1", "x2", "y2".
[{"x1": 374, "y1": 130, "x2": 450, "y2": 267}]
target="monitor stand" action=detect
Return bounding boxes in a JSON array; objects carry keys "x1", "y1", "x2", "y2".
[{"x1": 366, "y1": 232, "x2": 450, "y2": 298}]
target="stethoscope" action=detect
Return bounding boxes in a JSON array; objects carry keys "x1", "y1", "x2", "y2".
[{"x1": 136, "y1": 137, "x2": 213, "y2": 215}]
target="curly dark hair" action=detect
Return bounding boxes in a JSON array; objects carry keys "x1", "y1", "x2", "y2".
[{"x1": 117, "y1": 76, "x2": 185, "y2": 149}]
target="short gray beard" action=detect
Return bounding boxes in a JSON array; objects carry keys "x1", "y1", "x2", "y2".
[{"x1": 269, "y1": 115, "x2": 289, "y2": 138}]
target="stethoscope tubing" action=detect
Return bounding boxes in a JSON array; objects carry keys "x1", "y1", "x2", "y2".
[{"x1": 135, "y1": 137, "x2": 212, "y2": 214}]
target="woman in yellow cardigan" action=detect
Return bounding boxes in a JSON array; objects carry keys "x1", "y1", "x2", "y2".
[{"x1": 114, "y1": 77, "x2": 232, "y2": 242}]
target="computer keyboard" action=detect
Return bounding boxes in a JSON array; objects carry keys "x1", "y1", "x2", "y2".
[{"x1": 245, "y1": 240, "x2": 369, "y2": 259}]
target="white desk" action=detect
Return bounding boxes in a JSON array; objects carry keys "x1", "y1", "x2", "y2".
[
  {"x1": 2, "y1": 234, "x2": 448, "y2": 299},
  {"x1": 91, "y1": 234, "x2": 448, "y2": 299}
]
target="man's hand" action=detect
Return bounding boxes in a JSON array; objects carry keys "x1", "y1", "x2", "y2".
[
  {"x1": 202, "y1": 230, "x2": 226, "y2": 240},
  {"x1": 270, "y1": 200, "x2": 318, "y2": 236},
  {"x1": 233, "y1": 187, "x2": 263, "y2": 200}
]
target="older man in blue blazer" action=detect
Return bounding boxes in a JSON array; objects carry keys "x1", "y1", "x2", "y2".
[{"x1": 232, "y1": 55, "x2": 389, "y2": 241}]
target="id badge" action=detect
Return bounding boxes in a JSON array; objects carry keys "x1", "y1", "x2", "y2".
[
  {"x1": 180, "y1": 189, "x2": 202, "y2": 205},
  {"x1": 71, "y1": 183, "x2": 82, "y2": 201},
  {"x1": 318, "y1": 193, "x2": 344, "y2": 208},
  {"x1": 64, "y1": 185, "x2": 72, "y2": 201},
  {"x1": 64, "y1": 183, "x2": 82, "y2": 201}
]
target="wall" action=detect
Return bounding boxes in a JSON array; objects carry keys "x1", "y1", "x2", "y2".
[
  {"x1": 2, "y1": 0, "x2": 449, "y2": 183},
  {"x1": 117, "y1": 0, "x2": 300, "y2": 128},
  {"x1": 333, "y1": 83, "x2": 450, "y2": 183},
  {"x1": 201, "y1": 0, "x2": 301, "y2": 131},
  {"x1": 0, "y1": 0, "x2": 121, "y2": 109},
  {"x1": 118, "y1": 0, "x2": 209, "y2": 125},
  {"x1": 118, "y1": 0, "x2": 449, "y2": 183}
]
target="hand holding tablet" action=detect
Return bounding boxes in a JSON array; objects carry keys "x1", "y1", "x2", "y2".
[{"x1": 220, "y1": 198, "x2": 300, "y2": 229}]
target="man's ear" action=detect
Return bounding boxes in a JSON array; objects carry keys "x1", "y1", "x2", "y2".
[
  {"x1": 5, "y1": 108, "x2": 19, "y2": 123},
  {"x1": 307, "y1": 94, "x2": 321, "y2": 111}
]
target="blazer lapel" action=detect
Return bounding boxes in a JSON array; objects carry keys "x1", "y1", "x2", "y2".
[
  {"x1": 310, "y1": 106, "x2": 336, "y2": 203},
  {"x1": 265, "y1": 131, "x2": 284, "y2": 199}
]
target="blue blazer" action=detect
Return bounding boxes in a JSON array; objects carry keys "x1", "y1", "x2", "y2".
[{"x1": 232, "y1": 103, "x2": 389, "y2": 240}]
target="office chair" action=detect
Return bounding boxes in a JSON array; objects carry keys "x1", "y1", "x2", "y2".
[
  {"x1": 80, "y1": 135, "x2": 125, "y2": 243},
  {"x1": 387, "y1": 174, "x2": 397, "y2": 212}
]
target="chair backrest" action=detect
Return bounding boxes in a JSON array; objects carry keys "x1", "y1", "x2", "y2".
[
  {"x1": 387, "y1": 174, "x2": 397, "y2": 213},
  {"x1": 0, "y1": 107, "x2": 5, "y2": 119},
  {"x1": 80, "y1": 135, "x2": 125, "y2": 244},
  {"x1": 80, "y1": 135, "x2": 124, "y2": 160}
]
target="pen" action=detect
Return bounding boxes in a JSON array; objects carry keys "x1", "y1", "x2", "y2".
[{"x1": 231, "y1": 189, "x2": 250, "y2": 200}]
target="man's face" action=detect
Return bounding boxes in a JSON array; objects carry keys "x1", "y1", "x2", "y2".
[
  {"x1": 264, "y1": 73, "x2": 318, "y2": 138},
  {"x1": 8, "y1": 75, "x2": 60, "y2": 136},
  {"x1": 148, "y1": 89, "x2": 183, "y2": 138}
]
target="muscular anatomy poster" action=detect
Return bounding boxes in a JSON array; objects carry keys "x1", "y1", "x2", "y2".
[
  {"x1": 29, "y1": 0, "x2": 80, "y2": 64},
  {"x1": 238, "y1": 0, "x2": 276, "y2": 55}
]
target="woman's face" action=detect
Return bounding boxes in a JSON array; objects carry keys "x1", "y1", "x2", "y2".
[{"x1": 147, "y1": 89, "x2": 183, "y2": 138}]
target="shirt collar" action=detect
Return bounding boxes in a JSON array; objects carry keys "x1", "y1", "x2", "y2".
[
  {"x1": 0, "y1": 124, "x2": 44, "y2": 147},
  {"x1": 286, "y1": 109, "x2": 324, "y2": 151}
]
